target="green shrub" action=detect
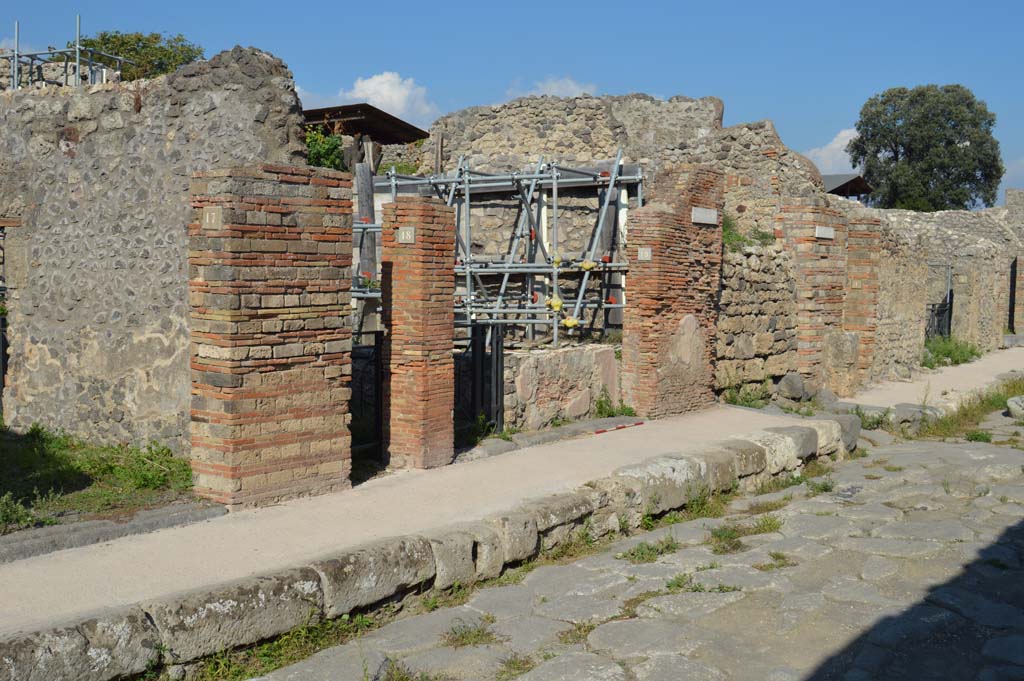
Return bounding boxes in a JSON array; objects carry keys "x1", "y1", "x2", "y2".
[
  {"x1": 852, "y1": 406, "x2": 890, "y2": 431},
  {"x1": 305, "y1": 127, "x2": 346, "y2": 171},
  {"x1": 722, "y1": 380, "x2": 772, "y2": 409},
  {"x1": 0, "y1": 492, "x2": 35, "y2": 535},
  {"x1": 378, "y1": 161, "x2": 420, "y2": 176},
  {"x1": 965, "y1": 430, "x2": 992, "y2": 443},
  {"x1": 722, "y1": 214, "x2": 775, "y2": 253},
  {"x1": 922, "y1": 336, "x2": 981, "y2": 369},
  {"x1": 593, "y1": 387, "x2": 637, "y2": 418},
  {"x1": 918, "y1": 377, "x2": 1024, "y2": 440}
]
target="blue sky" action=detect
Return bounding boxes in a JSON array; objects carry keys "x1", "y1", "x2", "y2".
[{"x1": 5, "y1": 0, "x2": 1022, "y2": 203}]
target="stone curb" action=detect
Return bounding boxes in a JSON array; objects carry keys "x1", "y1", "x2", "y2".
[
  {"x1": 0, "y1": 419, "x2": 848, "y2": 681},
  {"x1": 0, "y1": 502, "x2": 227, "y2": 565}
]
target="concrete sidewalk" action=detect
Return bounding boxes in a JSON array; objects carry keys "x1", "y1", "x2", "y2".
[{"x1": 2, "y1": 348, "x2": 1021, "y2": 638}]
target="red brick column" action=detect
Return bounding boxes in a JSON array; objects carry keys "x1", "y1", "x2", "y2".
[
  {"x1": 381, "y1": 197, "x2": 455, "y2": 468},
  {"x1": 189, "y1": 164, "x2": 353, "y2": 506},
  {"x1": 776, "y1": 199, "x2": 848, "y2": 392},
  {"x1": 843, "y1": 214, "x2": 881, "y2": 390},
  {"x1": 622, "y1": 168, "x2": 724, "y2": 418}
]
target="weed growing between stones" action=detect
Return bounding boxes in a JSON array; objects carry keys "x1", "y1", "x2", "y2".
[
  {"x1": 496, "y1": 653, "x2": 536, "y2": 680},
  {"x1": 0, "y1": 423, "x2": 192, "y2": 534},
  {"x1": 916, "y1": 377, "x2": 1024, "y2": 439},
  {"x1": 616, "y1": 535, "x2": 681, "y2": 564},
  {"x1": 441, "y1": 615, "x2": 500, "y2": 648},
  {"x1": 753, "y1": 551, "x2": 797, "y2": 571},
  {"x1": 806, "y1": 475, "x2": 835, "y2": 497},
  {"x1": 966, "y1": 430, "x2": 993, "y2": 443},
  {"x1": 190, "y1": 612, "x2": 379, "y2": 681},
  {"x1": 722, "y1": 380, "x2": 773, "y2": 409},
  {"x1": 378, "y1": 661, "x2": 449, "y2": 681},
  {"x1": 593, "y1": 387, "x2": 637, "y2": 418},
  {"x1": 746, "y1": 496, "x2": 791, "y2": 515},
  {"x1": 883, "y1": 465, "x2": 905, "y2": 473},
  {"x1": 848, "y1": 447, "x2": 869, "y2": 460},
  {"x1": 852, "y1": 406, "x2": 891, "y2": 432},
  {"x1": 707, "y1": 515, "x2": 783, "y2": 554},
  {"x1": 666, "y1": 573, "x2": 706, "y2": 593},
  {"x1": 558, "y1": 622, "x2": 597, "y2": 645},
  {"x1": 921, "y1": 335, "x2": 981, "y2": 369}
]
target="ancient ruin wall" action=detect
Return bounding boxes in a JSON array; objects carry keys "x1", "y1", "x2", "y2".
[
  {"x1": 872, "y1": 229, "x2": 928, "y2": 380},
  {"x1": 503, "y1": 344, "x2": 621, "y2": 431},
  {"x1": 715, "y1": 244, "x2": 798, "y2": 389},
  {"x1": 0, "y1": 47, "x2": 306, "y2": 451}
]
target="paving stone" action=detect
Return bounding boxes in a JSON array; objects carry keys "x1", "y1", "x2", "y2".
[
  {"x1": 860, "y1": 556, "x2": 899, "y2": 581},
  {"x1": 400, "y1": 644, "x2": 509, "y2": 680},
  {"x1": 831, "y1": 536, "x2": 946, "y2": 558},
  {"x1": 872, "y1": 519, "x2": 975, "y2": 542},
  {"x1": 587, "y1": 619, "x2": 706, "y2": 659},
  {"x1": 636, "y1": 592, "x2": 745, "y2": 620},
  {"x1": 821, "y1": 576, "x2": 889, "y2": 605},
  {"x1": 838, "y1": 503, "x2": 904, "y2": 522},
  {"x1": 927, "y1": 587, "x2": 1024, "y2": 629},
  {"x1": 747, "y1": 536, "x2": 833, "y2": 562},
  {"x1": 523, "y1": 565, "x2": 627, "y2": 598},
  {"x1": 983, "y1": 636, "x2": 1024, "y2": 666},
  {"x1": 992, "y1": 503, "x2": 1024, "y2": 517},
  {"x1": 533, "y1": 593, "x2": 625, "y2": 624},
  {"x1": 465, "y1": 584, "x2": 535, "y2": 619},
  {"x1": 864, "y1": 604, "x2": 964, "y2": 649},
  {"x1": 518, "y1": 652, "x2": 628, "y2": 681},
  {"x1": 359, "y1": 607, "x2": 484, "y2": 655},
  {"x1": 691, "y1": 565, "x2": 792, "y2": 593},
  {"x1": 250, "y1": 644, "x2": 388, "y2": 680},
  {"x1": 630, "y1": 654, "x2": 726, "y2": 681},
  {"x1": 778, "y1": 513, "x2": 860, "y2": 540},
  {"x1": 491, "y1": 616, "x2": 573, "y2": 655}
]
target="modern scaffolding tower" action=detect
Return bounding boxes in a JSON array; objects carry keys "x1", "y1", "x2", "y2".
[{"x1": 369, "y1": 150, "x2": 644, "y2": 347}]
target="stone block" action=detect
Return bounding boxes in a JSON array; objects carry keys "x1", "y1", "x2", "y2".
[
  {"x1": 145, "y1": 568, "x2": 323, "y2": 663},
  {"x1": 456, "y1": 522, "x2": 506, "y2": 580},
  {"x1": 614, "y1": 454, "x2": 705, "y2": 513},
  {"x1": 313, "y1": 537, "x2": 434, "y2": 618},
  {"x1": 486, "y1": 512, "x2": 540, "y2": 563},
  {"x1": 765, "y1": 426, "x2": 818, "y2": 460},
  {"x1": 0, "y1": 608, "x2": 158, "y2": 681},
  {"x1": 424, "y1": 529, "x2": 478, "y2": 591}
]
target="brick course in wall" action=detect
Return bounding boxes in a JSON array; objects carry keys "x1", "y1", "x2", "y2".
[
  {"x1": 188, "y1": 164, "x2": 353, "y2": 506},
  {"x1": 381, "y1": 197, "x2": 456, "y2": 469},
  {"x1": 622, "y1": 168, "x2": 724, "y2": 418},
  {"x1": 842, "y1": 213, "x2": 881, "y2": 392}
]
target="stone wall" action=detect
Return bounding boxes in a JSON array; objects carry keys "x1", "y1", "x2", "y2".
[
  {"x1": 715, "y1": 244, "x2": 797, "y2": 389},
  {"x1": 0, "y1": 47, "x2": 306, "y2": 452},
  {"x1": 871, "y1": 228, "x2": 927, "y2": 380},
  {"x1": 188, "y1": 165, "x2": 352, "y2": 506},
  {"x1": 503, "y1": 344, "x2": 621, "y2": 431}
]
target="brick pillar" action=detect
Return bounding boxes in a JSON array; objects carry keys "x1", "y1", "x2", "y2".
[
  {"x1": 381, "y1": 196, "x2": 455, "y2": 468},
  {"x1": 843, "y1": 214, "x2": 881, "y2": 391},
  {"x1": 776, "y1": 198, "x2": 848, "y2": 393},
  {"x1": 189, "y1": 164, "x2": 353, "y2": 506},
  {"x1": 622, "y1": 168, "x2": 723, "y2": 418}
]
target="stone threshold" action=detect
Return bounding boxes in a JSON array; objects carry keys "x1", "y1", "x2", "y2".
[{"x1": 0, "y1": 416, "x2": 856, "y2": 681}]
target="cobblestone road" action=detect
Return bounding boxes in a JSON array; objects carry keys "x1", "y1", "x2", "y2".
[{"x1": 262, "y1": 413, "x2": 1024, "y2": 681}]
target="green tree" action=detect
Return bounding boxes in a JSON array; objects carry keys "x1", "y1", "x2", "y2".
[
  {"x1": 69, "y1": 31, "x2": 203, "y2": 80},
  {"x1": 305, "y1": 127, "x2": 346, "y2": 171},
  {"x1": 846, "y1": 85, "x2": 1004, "y2": 211}
]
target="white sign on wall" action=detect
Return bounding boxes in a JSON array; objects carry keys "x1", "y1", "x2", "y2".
[
  {"x1": 691, "y1": 207, "x2": 719, "y2": 226},
  {"x1": 397, "y1": 226, "x2": 416, "y2": 244}
]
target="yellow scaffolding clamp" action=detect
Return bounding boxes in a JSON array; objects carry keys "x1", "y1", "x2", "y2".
[
  {"x1": 546, "y1": 295, "x2": 564, "y2": 312},
  {"x1": 561, "y1": 316, "x2": 580, "y2": 329}
]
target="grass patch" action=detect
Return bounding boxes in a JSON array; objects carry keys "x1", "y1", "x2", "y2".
[
  {"x1": 666, "y1": 573, "x2": 705, "y2": 593},
  {"x1": 722, "y1": 213, "x2": 775, "y2": 253},
  {"x1": 916, "y1": 377, "x2": 1024, "y2": 440},
  {"x1": 852, "y1": 406, "x2": 891, "y2": 431},
  {"x1": 746, "y1": 496, "x2": 791, "y2": 515},
  {"x1": 806, "y1": 476, "x2": 835, "y2": 497},
  {"x1": 965, "y1": 430, "x2": 993, "y2": 443},
  {"x1": 0, "y1": 423, "x2": 192, "y2": 534},
  {"x1": 193, "y1": 613, "x2": 378, "y2": 680},
  {"x1": 753, "y1": 551, "x2": 798, "y2": 571},
  {"x1": 864, "y1": 474, "x2": 882, "y2": 480},
  {"x1": 380, "y1": 661, "x2": 450, "y2": 681},
  {"x1": 558, "y1": 622, "x2": 596, "y2": 645},
  {"x1": 707, "y1": 515, "x2": 782, "y2": 554},
  {"x1": 847, "y1": 447, "x2": 869, "y2": 460},
  {"x1": 593, "y1": 387, "x2": 637, "y2": 419},
  {"x1": 496, "y1": 653, "x2": 536, "y2": 680},
  {"x1": 882, "y1": 465, "x2": 904, "y2": 473},
  {"x1": 422, "y1": 581, "x2": 471, "y2": 613},
  {"x1": 922, "y1": 336, "x2": 981, "y2": 369},
  {"x1": 722, "y1": 380, "x2": 772, "y2": 409},
  {"x1": 616, "y1": 535, "x2": 680, "y2": 564},
  {"x1": 441, "y1": 616, "x2": 500, "y2": 648}
]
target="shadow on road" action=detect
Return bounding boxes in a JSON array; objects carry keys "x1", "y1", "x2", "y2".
[{"x1": 805, "y1": 518, "x2": 1024, "y2": 680}]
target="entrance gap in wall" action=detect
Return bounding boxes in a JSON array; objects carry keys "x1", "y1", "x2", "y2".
[{"x1": 1009, "y1": 257, "x2": 1018, "y2": 334}]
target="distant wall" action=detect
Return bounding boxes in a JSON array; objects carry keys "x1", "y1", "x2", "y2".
[
  {"x1": 0, "y1": 47, "x2": 306, "y2": 452},
  {"x1": 715, "y1": 244, "x2": 798, "y2": 389}
]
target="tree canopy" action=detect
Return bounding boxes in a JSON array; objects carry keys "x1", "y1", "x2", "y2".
[
  {"x1": 846, "y1": 85, "x2": 1004, "y2": 211},
  {"x1": 69, "y1": 31, "x2": 203, "y2": 81}
]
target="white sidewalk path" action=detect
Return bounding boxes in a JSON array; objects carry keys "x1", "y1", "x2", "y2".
[{"x1": 2, "y1": 347, "x2": 1022, "y2": 636}]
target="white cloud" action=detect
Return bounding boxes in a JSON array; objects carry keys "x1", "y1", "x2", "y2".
[
  {"x1": 803, "y1": 128, "x2": 857, "y2": 175},
  {"x1": 297, "y1": 72, "x2": 440, "y2": 128},
  {"x1": 506, "y1": 76, "x2": 597, "y2": 100}
]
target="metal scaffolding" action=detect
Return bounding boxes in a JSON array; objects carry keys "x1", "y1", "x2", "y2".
[
  {"x1": 3, "y1": 15, "x2": 134, "y2": 91},
  {"x1": 367, "y1": 150, "x2": 644, "y2": 346}
]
